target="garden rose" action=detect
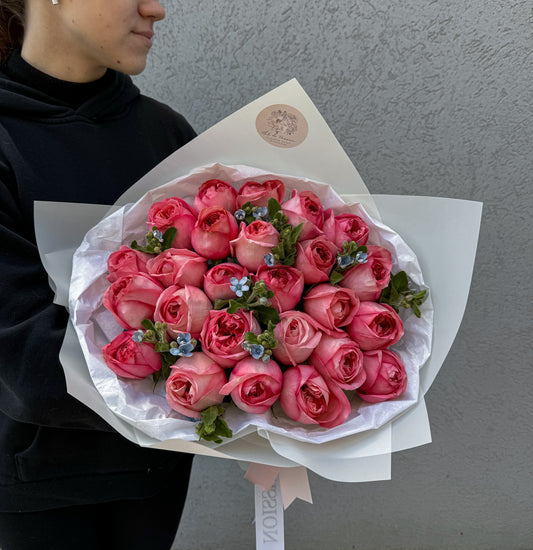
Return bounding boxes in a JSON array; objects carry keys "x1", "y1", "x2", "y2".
[
  {"x1": 281, "y1": 189, "x2": 324, "y2": 240},
  {"x1": 230, "y1": 220, "x2": 279, "y2": 272},
  {"x1": 103, "y1": 273, "x2": 164, "y2": 330},
  {"x1": 106, "y1": 245, "x2": 151, "y2": 283},
  {"x1": 303, "y1": 283, "x2": 360, "y2": 335},
  {"x1": 165, "y1": 352, "x2": 227, "y2": 418},
  {"x1": 147, "y1": 197, "x2": 197, "y2": 249},
  {"x1": 279, "y1": 364, "x2": 351, "y2": 428},
  {"x1": 146, "y1": 248, "x2": 208, "y2": 288},
  {"x1": 200, "y1": 309, "x2": 261, "y2": 368},
  {"x1": 356, "y1": 349, "x2": 407, "y2": 403},
  {"x1": 203, "y1": 262, "x2": 250, "y2": 302},
  {"x1": 309, "y1": 334, "x2": 366, "y2": 390},
  {"x1": 154, "y1": 284, "x2": 212, "y2": 339},
  {"x1": 191, "y1": 206, "x2": 239, "y2": 260},
  {"x1": 322, "y1": 209, "x2": 369, "y2": 249},
  {"x1": 192, "y1": 179, "x2": 237, "y2": 213},
  {"x1": 219, "y1": 357, "x2": 283, "y2": 414},
  {"x1": 102, "y1": 330, "x2": 161, "y2": 380},
  {"x1": 273, "y1": 311, "x2": 322, "y2": 366},
  {"x1": 294, "y1": 236, "x2": 338, "y2": 284},
  {"x1": 236, "y1": 179, "x2": 285, "y2": 208},
  {"x1": 254, "y1": 265, "x2": 304, "y2": 312},
  {"x1": 339, "y1": 245, "x2": 392, "y2": 301},
  {"x1": 346, "y1": 301, "x2": 404, "y2": 350}
]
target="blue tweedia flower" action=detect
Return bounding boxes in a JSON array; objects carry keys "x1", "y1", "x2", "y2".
[
  {"x1": 253, "y1": 206, "x2": 269, "y2": 220},
  {"x1": 241, "y1": 341, "x2": 252, "y2": 352},
  {"x1": 249, "y1": 344, "x2": 265, "y2": 360},
  {"x1": 152, "y1": 229, "x2": 164, "y2": 242},
  {"x1": 264, "y1": 252, "x2": 275, "y2": 267},
  {"x1": 132, "y1": 330, "x2": 144, "y2": 343},
  {"x1": 337, "y1": 255, "x2": 355, "y2": 269},
  {"x1": 235, "y1": 209, "x2": 246, "y2": 221},
  {"x1": 356, "y1": 251, "x2": 368, "y2": 264},
  {"x1": 170, "y1": 333, "x2": 195, "y2": 357},
  {"x1": 230, "y1": 276, "x2": 249, "y2": 297}
]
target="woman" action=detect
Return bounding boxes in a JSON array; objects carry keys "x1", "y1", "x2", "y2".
[{"x1": 0, "y1": 1, "x2": 196, "y2": 548}]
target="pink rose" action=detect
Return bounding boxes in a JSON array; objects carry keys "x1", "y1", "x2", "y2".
[
  {"x1": 356, "y1": 349, "x2": 407, "y2": 403},
  {"x1": 322, "y1": 209, "x2": 369, "y2": 249},
  {"x1": 102, "y1": 330, "x2": 161, "y2": 380},
  {"x1": 339, "y1": 245, "x2": 393, "y2": 301},
  {"x1": 165, "y1": 352, "x2": 227, "y2": 418},
  {"x1": 106, "y1": 245, "x2": 151, "y2": 283},
  {"x1": 236, "y1": 179, "x2": 286, "y2": 208},
  {"x1": 192, "y1": 179, "x2": 237, "y2": 213},
  {"x1": 281, "y1": 189, "x2": 324, "y2": 240},
  {"x1": 200, "y1": 309, "x2": 261, "y2": 368},
  {"x1": 273, "y1": 311, "x2": 322, "y2": 366},
  {"x1": 303, "y1": 283, "x2": 360, "y2": 335},
  {"x1": 294, "y1": 236, "x2": 338, "y2": 284},
  {"x1": 219, "y1": 357, "x2": 283, "y2": 414},
  {"x1": 230, "y1": 220, "x2": 279, "y2": 272},
  {"x1": 154, "y1": 284, "x2": 212, "y2": 339},
  {"x1": 279, "y1": 364, "x2": 351, "y2": 429},
  {"x1": 203, "y1": 262, "x2": 250, "y2": 302},
  {"x1": 346, "y1": 301, "x2": 404, "y2": 350},
  {"x1": 147, "y1": 197, "x2": 198, "y2": 249},
  {"x1": 191, "y1": 206, "x2": 239, "y2": 260},
  {"x1": 309, "y1": 334, "x2": 366, "y2": 390},
  {"x1": 146, "y1": 248, "x2": 208, "y2": 288},
  {"x1": 254, "y1": 265, "x2": 304, "y2": 312},
  {"x1": 103, "y1": 273, "x2": 164, "y2": 330}
]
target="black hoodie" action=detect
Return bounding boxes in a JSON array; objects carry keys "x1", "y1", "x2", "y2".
[{"x1": 0, "y1": 52, "x2": 196, "y2": 512}]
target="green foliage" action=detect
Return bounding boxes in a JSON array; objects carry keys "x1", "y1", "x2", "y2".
[
  {"x1": 379, "y1": 271, "x2": 428, "y2": 318},
  {"x1": 131, "y1": 226, "x2": 177, "y2": 255},
  {"x1": 196, "y1": 405, "x2": 233, "y2": 444}
]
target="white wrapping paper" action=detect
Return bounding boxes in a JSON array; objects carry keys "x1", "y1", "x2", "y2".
[
  {"x1": 69, "y1": 163, "x2": 433, "y2": 448},
  {"x1": 33, "y1": 79, "x2": 482, "y2": 482}
]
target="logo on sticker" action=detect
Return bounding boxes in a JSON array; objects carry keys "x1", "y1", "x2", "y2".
[{"x1": 256, "y1": 104, "x2": 309, "y2": 148}]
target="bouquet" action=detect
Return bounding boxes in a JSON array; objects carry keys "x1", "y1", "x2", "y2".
[{"x1": 72, "y1": 164, "x2": 432, "y2": 447}]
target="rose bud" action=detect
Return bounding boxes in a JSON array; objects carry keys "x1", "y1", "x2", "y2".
[
  {"x1": 146, "y1": 248, "x2": 208, "y2": 288},
  {"x1": 322, "y1": 209, "x2": 369, "y2": 249},
  {"x1": 356, "y1": 349, "x2": 407, "y2": 403},
  {"x1": 236, "y1": 179, "x2": 286, "y2": 208},
  {"x1": 309, "y1": 334, "x2": 366, "y2": 390},
  {"x1": 200, "y1": 309, "x2": 261, "y2": 368},
  {"x1": 281, "y1": 189, "x2": 324, "y2": 240},
  {"x1": 294, "y1": 236, "x2": 338, "y2": 285},
  {"x1": 147, "y1": 197, "x2": 198, "y2": 249},
  {"x1": 103, "y1": 273, "x2": 164, "y2": 330},
  {"x1": 192, "y1": 179, "x2": 237, "y2": 213},
  {"x1": 230, "y1": 220, "x2": 279, "y2": 272},
  {"x1": 303, "y1": 283, "x2": 360, "y2": 335},
  {"x1": 106, "y1": 246, "x2": 151, "y2": 283},
  {"x1": 165, "y1": 352, "x2": 227, "y2": 418},
  {"x1": 346, "y1": 301, "x2": 404, "y2": 351},
  {"x1": 102, "y1": 330, "x2": 161, "y2": 380},
  {"x1": 203, "y1": 262, "x2": 250, "y2": 302},
  {"x1": 273, "y1": 311, "x2": 322, "y2": 366},
  {"x1": 279, "y1": 364, "x2": 351, "y2": 429},
  {"x1": 191, "y1": 206, "x2": 239, "y2": 260},
  {"x1": 254, "y1": 265, "x2": 304, "y2": 312},
  {"x1": 154, "y1": 284, "x2": 212, "y2": 339},
  {"x1": 219, "y1": 357, "x2": 283, "y2": 414},
  {"x1": 339, "y1": 245, "x2": 393, "y2": 301}
]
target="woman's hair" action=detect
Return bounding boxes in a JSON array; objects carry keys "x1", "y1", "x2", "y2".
[{"x1": 0, "y1": 0, "x2": 24, "y2": 62}]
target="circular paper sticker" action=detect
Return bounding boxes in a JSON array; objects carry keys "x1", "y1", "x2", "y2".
[{"x1": 255, "y1": 104, "x2": 309, "y2": 148}]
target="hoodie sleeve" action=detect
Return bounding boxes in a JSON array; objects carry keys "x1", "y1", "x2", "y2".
[{"x1": 0, "y1": 153, "x2": 113, "y2": 431}]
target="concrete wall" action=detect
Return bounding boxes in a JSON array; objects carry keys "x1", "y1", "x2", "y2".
[{"x1": 134, "y1": 1, "x2": 533, "y2": 548}]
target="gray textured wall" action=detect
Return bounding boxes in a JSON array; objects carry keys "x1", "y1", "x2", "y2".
[{"x1": 134, "y1": 1, "x2": 533, "y2": 549}]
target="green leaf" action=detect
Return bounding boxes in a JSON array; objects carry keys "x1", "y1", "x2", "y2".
[
  {"x1": 196, "y1": 405, "x2": 233, "y2": 444},
  {"x1": 154, "y1": 342, "x2": 170, "y2": 353},
  {"x1": 267, "y1": 197, "x2": 282, "y2": 218},
  {"x1": 330, "y1": 270, "x2": 344, "y2": 285},
  {"x1": 141, "y1": 319, "x2": 155, "y2": 331}
]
